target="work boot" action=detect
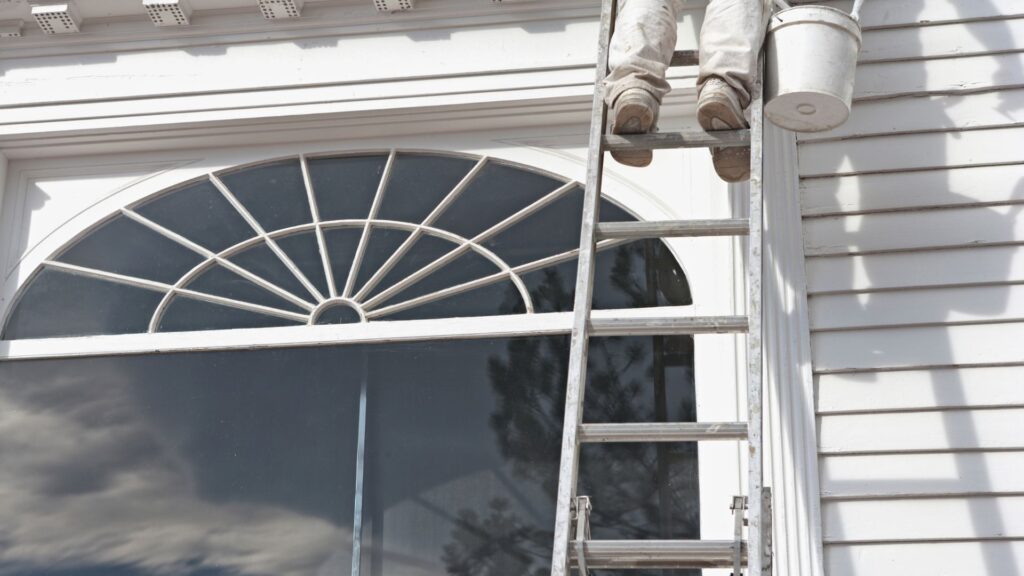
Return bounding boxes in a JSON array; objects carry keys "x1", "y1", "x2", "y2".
[
  {"x1": 697, "y1": 77, "x2": 750, "y2": 182},
  {"x1": 609, "y1": 88, "x2": 659, "y2": 168}
]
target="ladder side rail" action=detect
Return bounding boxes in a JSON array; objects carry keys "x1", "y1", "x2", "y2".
[
  {"x1": 746, "y1": 52, "x2": 767, "y2": 576},
  {"x1": 549, "y1": 0, "x2": 616, "y2": 574}
]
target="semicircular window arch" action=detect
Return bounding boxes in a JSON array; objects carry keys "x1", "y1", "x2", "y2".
[{"x1": 3, "y1": 150, "x2": 692, "y2": 339}]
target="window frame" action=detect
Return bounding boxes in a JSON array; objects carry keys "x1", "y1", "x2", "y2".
[{"x1": 0, "y1": 145, "x2": 751, "y2": 547}]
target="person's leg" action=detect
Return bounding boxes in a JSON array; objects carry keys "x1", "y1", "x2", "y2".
[
  {"x1": 604, "y1": 0, "x2": 681, "y2": 107},
  {"x1": 697, "y1": 0, "x2": 772, "y2": 181},
  {"x1": 604, "y1": 0, "x2": 683, "y2": 167},
  {"x1": 698, "y1": 0, "x2": 772, "y2": 108}
]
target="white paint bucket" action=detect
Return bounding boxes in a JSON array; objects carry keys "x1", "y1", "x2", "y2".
[{"x1": 765, "y1": 5, "x2": 862, "y2": 132}]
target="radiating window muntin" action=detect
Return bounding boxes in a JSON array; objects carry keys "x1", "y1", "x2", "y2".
[{"x1": 3, "y1": 150, "x2": 691, "y2": 339}]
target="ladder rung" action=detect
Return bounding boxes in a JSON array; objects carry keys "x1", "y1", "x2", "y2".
[
  {"x1": 603, "y1": 129, "x2": 750, "y2": 151},
  {"x1": 596, "y1": 219, "x2": 749, "y2": 240},
  {"x1": 671, "y1": 49, "x2": 699, "y2": 67},
  {"x1": 589, "y1": 312, "x2": 748, "y2": 337},
  {"x1": 570, "y1": 540, "x2": 746, "y2": 569},
  {"x1": 579, "y1": 422, "x2": 748, "y2": 443}
]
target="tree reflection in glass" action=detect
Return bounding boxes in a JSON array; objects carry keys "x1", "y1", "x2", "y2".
[{"x1": 360, "y1": 240, "x2": 698, "y2": 576}]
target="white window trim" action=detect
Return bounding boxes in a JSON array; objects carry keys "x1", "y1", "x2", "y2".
[
  {"x1": 761, "y1": 123, "x2": 825, "y2": 576},
  {"x1": 0, "y1": 305, "x2": 700, "y2": 361}
]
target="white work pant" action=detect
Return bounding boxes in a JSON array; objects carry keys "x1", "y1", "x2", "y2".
[{"x1": 604, "y1": 0, "x2": 772, "y2": 110}]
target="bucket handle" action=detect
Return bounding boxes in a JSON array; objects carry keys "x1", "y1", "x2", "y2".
[{"x1": 773, "y1": 0, "x2": 866, "y2": 21}]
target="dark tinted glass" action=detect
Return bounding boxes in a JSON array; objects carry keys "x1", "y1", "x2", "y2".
[
  {"x1": 308, "y1": 155, "x2": 388, "y2": 221},
  {"x1": 135, "y1": 180, "x2": 255, "y2": 253},
  {"x1": 219, "y1": 159, "x2": 312, "y2": 231},
  {"x1": 377, "y1": 153, "x2": 477, "y2": 224},
  {"x1": 322, "y1": 227, "x2": 365, "y2": 294},
  {"x1": 158, "y1": 296, "x2": 305, "y2": 332},
  {"x1": 0, "y1": 334, "x2": 696, "y2": 576},
  {"x1": 55, "y1": 215, "x2": 203, "y2": 284},
  {"x1": 363, "y1": 235, "x2": 499, "y2": 305},
  {"x1": 383, "y1": 278, "x2": 524, "y2": 321},
  {"x1": 483, "y1": 187, "x2": 584, "y2": 267},
  {"x1": 276, "y1": 231, "x2": 331, "y2": 297},
  {"x1": 0, "y1": 346, "x2": 361, "y2": 575},
  {"x1": 184, "y1": 264, "x2": 308, "y2": 314},
  {"x1": 521, "y1": 240, "x2": 692, "y2": 313},
  {"x1": 432, "y1": 162, "x2": 566, "y2": 239},
  {"x1": 349, "y1": 226, "x2": 412, "y2": 294},
  {"x1": 360, "y1": 335, "x2": 697, "y2": 576},
  {"x1": 3, "y1": 269, "x2": 163, "y2": 339},
  {"x1": 227, "y1": 241, "x2": 318, "y2": 302}
]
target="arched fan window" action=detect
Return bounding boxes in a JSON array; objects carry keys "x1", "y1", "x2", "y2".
[{"x1": 3, "y1": 151, "x2": 691, "y2": 339}]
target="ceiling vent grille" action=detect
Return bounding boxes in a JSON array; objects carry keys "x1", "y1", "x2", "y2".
[
  {"x1": 373, "y1": 0, "x2": 413, "y2": 12},
  {"x1": 143, "y1": 0, "x2": 192, "y2": 26},
  {"x1": 258, "y1": 0, "x2": 303, "y2": 19},
  {"x1": 30, "y1": 2, "x2": 81, "y2": 34},
  {"x1": 0, "y1": 19, "x2": 22, "y2": 38}
]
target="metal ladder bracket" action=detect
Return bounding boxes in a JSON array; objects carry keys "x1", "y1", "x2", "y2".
[
  {"x1": 572, "y1": 496, "x2": 592, "y2": 576},
  {"x1": 731, "y1": 495, "x2": 748, "y2": 576}
]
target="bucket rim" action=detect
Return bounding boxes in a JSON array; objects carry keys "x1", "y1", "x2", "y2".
[{"x1": 769, "y1": 4, "x2": 862, "y2": 40}]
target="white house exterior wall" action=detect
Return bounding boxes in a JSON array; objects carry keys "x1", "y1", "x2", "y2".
[{"x1": 796, "y1": 1, "x2": 1024, "y2": 575}]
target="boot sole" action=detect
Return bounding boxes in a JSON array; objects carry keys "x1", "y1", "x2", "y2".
[
  {"x1": 698, "y1": 93, "x2": 750, "y2": 182},
  {"x1": 610, "y1": 98, "x2": 655, "y2": 167}
]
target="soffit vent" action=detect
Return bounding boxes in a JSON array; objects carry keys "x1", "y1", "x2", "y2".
[
  {"x1": 0, "y1": 19, "x2": 22, "y2": 38},
  {"x1": 30, "y1": 2, "x2": 81, "y2": 34},
  {"x1": 143, "y1": 0, "x2": 192, "y2": 27},
  {"x1": 258, "y1": 0, "x2": 303, "y2": 19},
  {"x1": 373, "y1": 0, "x2": 413, "y2": 12}
]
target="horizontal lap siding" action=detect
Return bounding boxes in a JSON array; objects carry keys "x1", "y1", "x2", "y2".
[{"x1": 795, "y1": 2, "x2": 1024, "y2": 574}]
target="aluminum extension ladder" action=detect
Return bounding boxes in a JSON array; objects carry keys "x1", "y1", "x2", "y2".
[{"x1": 549, "y1": 1, "x2": 772, "y2": 575}]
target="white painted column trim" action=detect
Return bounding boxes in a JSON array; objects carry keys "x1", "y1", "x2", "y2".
[{"x1": 762, "y1": 122, "x2": 825, "y2": 576}]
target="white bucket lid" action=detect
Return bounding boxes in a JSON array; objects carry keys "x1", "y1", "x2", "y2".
[{"x1": 769, "y1": 4, "x2": 862, "y2": 45}]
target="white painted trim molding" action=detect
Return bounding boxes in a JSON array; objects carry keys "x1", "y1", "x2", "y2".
[
  {"x1": 762, "y1": 122, "x2": 825, "y2": 576},
  {"x1": 0, "y1": 306, "x2": 705, "y2": 361}
]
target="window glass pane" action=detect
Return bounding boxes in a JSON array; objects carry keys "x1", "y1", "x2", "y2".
[
  {"x1": 432, "y1": 163, "x2": 566, "y2": 240},
  {"x1": 219, "y1": 159, "x2": 312, "y2": 231},
  {"x1": 227, "y1": 240, "x2": 316, "y2": 302},
  {"x1": 0, "y1": 347, "x2": 360, "y2": 575},
  {"x1": 598, "y1": 200, "x2": 636, "y2": 223},
  {"x1": 348, "y1": 226, "x2": 412, "y2": 294},
  {"x1": 276, "y1": 231, "x2": 331, "y2": 297},
  {"x1": 322, "y1": 227, "x2": 365, "y2": 295},
  {"x1": 184, "y1": 264, "x2": 309, "y2": 314},
  {"x1": 0, "y1": 335, "x2": 696, "y2": 576},
  {"x1": 377, "y1": 153, "x2": 477, "y2": 224},
  {"x1": 521, "y1": 240, "x2": 692, "y2": 313},
  {"x1": 360, "y1": 335, "x2": 697, "y2": 576},
  {"x1": 55, "y1": 216, "x2": 203, "y2": 285},
  {"x1": 158, "y1": 296, "x2": 305, "y2": 332},
  {"x1": 482, "y1": 187, "x2": 584, "y2": 267},
  {"x1": 3, "y1": 269, "x2": 163, "y2": 339},
  {"x1": 135, "y1": 180, "x2": 255, "y2": 253},
  {"x1": 380, "y1": 279, "x2": 524, "y2": 321},
  {"x1": 308, "y1": 155, "x2": 388, "y2": 222},
  {"x1": 362, "y1": 235, "x2": 499, "y2": 305}
]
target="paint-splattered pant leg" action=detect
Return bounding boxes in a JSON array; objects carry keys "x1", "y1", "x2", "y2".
[{"x1": 604, "y1": 0, "x2": 772, "y2": 109}]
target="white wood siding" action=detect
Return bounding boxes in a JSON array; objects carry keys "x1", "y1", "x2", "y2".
[{"x1": 796, "y1": 1, "x2": 1024, "y2": 574}]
